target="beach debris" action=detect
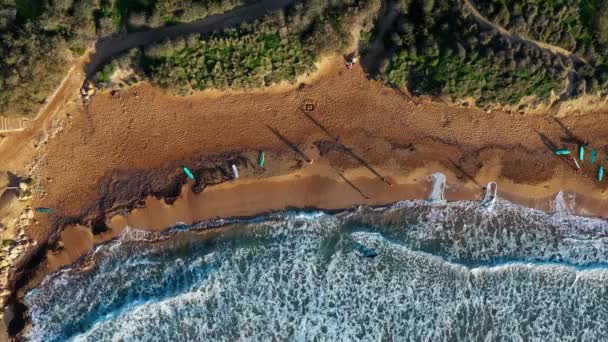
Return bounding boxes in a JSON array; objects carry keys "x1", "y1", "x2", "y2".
[
  {"x1": 346, "y1": 57, "x2": 359, "y2": 70},
  {"x1": 35, "y1": 207, "x2": 52, "y2": 213},
  {"x1": 80, "y1": 80, "x2": 96, "y2": 102},
  {"x1": 572, "y1": 157, "x2": 581, "y2": 170},
  {"x1": 231, "y1": 164, "x2": 239, "y2": 179},
  {"x1": 555, "y1": 149, "x2": 570, "y2": 155},
  {"x1": 258, "y1": 151, "x2": 265, "y2": 168},
  {"x1": 598, "y1": 166, "x2": 604, "y2": 181},
  {"x1": 301, "y1": 100, "x2": 316, "y2": 112},
  {"x1": 591, "y1": 149, "x2": 598, "y2": 163},
  {"x1": 579, "y1": 146, "x2": 585, "y2": 161},
  {"x1": 183, "y1": 167, "x2": 195, "y2": 180},
  {"x1": 481, "y1": 182, "x2": 497, "y2": 210}
]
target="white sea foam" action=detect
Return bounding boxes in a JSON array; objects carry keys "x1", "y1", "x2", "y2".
[
  {"x1": 428, "y1": 172, "x2": 446, "y2": 202},
  {"x1": 481, "y1": 182, "x2": 497, "y2": 211},
  {"x1": 553, "y1": 190, "x2": 576, "y2": 216},
  {"x1": 24, "y1": 199, "x2": 608, "y2": 342}
]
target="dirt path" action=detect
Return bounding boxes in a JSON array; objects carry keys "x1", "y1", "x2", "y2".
[
  {"x1": 0, "y1": 0, "x2": 295, "y2": 170},
  {"x1": 463, "y1": 0, "x2": 586, "y2": 64},
  {"x1": 0, "y1": 51, "x2": 89, "y2": 133},
  {"x1": 360, "y1": 0, "x2": 400, "y2": 75},
  {"x1": 0, "y1": 0, "x2": 294, "y2": 135},
  {"x1": 85, "y1": 0, "x2": 294, "y2": 76}
]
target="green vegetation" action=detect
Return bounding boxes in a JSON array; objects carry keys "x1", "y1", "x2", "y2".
[
  {"x1": 15, "y1": 0, "x2": 44, "y2": 21},
  {"x1": 118, "y1": 0, "x2": 241, "y2": 29},
  {"x1": 143, "y1": 31, "x2": 315, "y2": 91},
  {"x1": 387, "y1": 52, "x2": 561, "y2": 104},
  {"x1": 97, "y1": 0, "x2": 380, "y2": 93},
  {"x1": 0, "y1": 0, "x2": 241, "y2": 117},
  {"x1": 95, "y1": 63, "x2": 115, "y2": 87},
  {"x1": 366, "y1": 0, "x2": 566, "y2": 106},
  {"x1": 470, "y1": 0, "x2": 608, "y2": 96},
  {"x1": 472, "y1": 0, "x2": 605, "y2": 59},
  {"x1": 8, "y1": 0, "x2": 597, "y2": 114}
]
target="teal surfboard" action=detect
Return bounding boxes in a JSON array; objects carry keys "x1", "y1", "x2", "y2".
[{"x1": 183, "y1": 167, "x2": 195, "y2": 180}]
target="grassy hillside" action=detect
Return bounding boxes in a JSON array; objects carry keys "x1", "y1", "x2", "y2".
[
  {"x1": 0, "y1": 0, "x2": 240, "y2": 117},
  {"x1": 4, "y1": 0, "x2": 604, "y2": 116},
  {"x1": 95, "y1": 0, "x2": 380, "y2": 93},
  {"x1": 363, "y1": 0, "x2": 608, "y2": 105},
  {"x1": 471, "y1": 0, "x2": 608, "y2": 95},
  {"x1": 361, "y1": 0, "x2": 574, "y2": 106}
]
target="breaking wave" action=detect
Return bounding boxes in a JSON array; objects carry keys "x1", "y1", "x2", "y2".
[{"x1": 24, "y1": 199, "x2": 608, "y2": 341}]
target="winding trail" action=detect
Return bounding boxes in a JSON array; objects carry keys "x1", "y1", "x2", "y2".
[
  {"x1": 0, "y1": 0, "x2": 293, "y2": 135},
  {"x1": 463, "y1": 0, "x2": 586, "y2": 64}
]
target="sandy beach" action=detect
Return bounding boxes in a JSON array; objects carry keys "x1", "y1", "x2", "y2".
[
  {"x1": 31, "y1": 154, "x2": 608, "y2": 287},
  {"x1": 2, "y1": 55, "x2": 608, "y2": 337}
]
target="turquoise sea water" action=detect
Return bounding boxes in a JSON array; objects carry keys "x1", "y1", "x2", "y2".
[{"x1": 25, "y1": 199, "x2": 608, "y2": 341}]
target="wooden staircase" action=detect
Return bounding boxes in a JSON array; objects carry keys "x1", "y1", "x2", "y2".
[{"x1": 0, "y1": 117, "x2": 30, "y2": 132}]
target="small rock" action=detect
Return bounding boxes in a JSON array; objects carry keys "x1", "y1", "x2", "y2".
[{"x1": 19, "y1": 182, "x2": 28, "y2": 191}]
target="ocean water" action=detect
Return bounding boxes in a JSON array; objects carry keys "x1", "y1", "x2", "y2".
[{"x1": 24, "y1": 198, "x2": 608, "y2": 341}]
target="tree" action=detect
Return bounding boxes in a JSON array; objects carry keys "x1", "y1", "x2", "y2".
[{"x1": 597, "y1": 0, "x2": 608, "y2": 44}]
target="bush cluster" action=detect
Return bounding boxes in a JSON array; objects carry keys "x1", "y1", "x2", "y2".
[
  {"x1": 471, "y1": 0, "x2": 608, "y2": 96},
  {"x1": 142, "y1": 28, "x2": 316, "y2": 92},
  {"x1": 97, "y1": 0, "x2": 380, "y2": 93},
  {"x1": 367, "y1": 0, "x2": 566, "y2": 105},
  {"x1": 472, "y1": 0, "x2": 607, "y2": 62}
]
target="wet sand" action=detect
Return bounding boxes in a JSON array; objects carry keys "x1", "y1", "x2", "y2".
[{"x1": 31, "y1": 157, "x2": 608, "y2": 288}]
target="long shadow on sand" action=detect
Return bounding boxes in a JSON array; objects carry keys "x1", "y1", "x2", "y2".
[
  {"x1": 552, "y1": 117, "x2": 586, "y2": 145},
  {"x1": 299, "y1": 109, "x2": 391, "y2": 186},
  {"x1": 447, "y1": 158, "x2": 485, "y2": 190},
  {"x1": 266, "y1": 125, "x2": 312, "y2": 163},
  {"x1": 337, "y1": 173, "x2": 370, "y2": 199},
  {"x1": 535, "y1": 129, "x2": 578, "y2": 171}
]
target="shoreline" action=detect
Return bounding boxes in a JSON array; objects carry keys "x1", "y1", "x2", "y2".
[
  {"x1": 15, "y1": 166, "x2": 608, "y2": 339},
  {"x1": 27, "y1": 157, "x2": 608, "y2": 293}
]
